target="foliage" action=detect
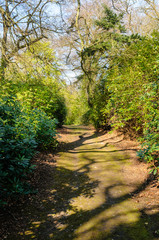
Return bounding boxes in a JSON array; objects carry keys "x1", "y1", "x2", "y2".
[
  {"x1": 79, "y1": 4, "x2": 128, "y2": 128},
  {"x1": 106, "y1": 35, "x2": 159, "y2": 128},
  {"x1": 95, "y1": 5, "x2": 125, "y2": 32},
  {"x1": 0, "y1": 95, "x2": 58, "y2": 206},
  {"x1": 77, "y1": 5, "x2": 159, "y2": 172},
  {"x1": 89, "y1": 79, "x2": 110, "y2": 129},
  {"x1": 137, "y1": 82, "x2": 159, "y2": 173},
  {"x1": 65, "y1": 85, "x2": 89, "y2": 125},
  {"x1": 98, "y1": 34, "x2": 158, "y2": 167},
  {"x1": 5, "y1": 42, "x2": 67, "y2": 127},
  {"x1": 0, "y1": 0, "x2": 64, "y2": 80}
]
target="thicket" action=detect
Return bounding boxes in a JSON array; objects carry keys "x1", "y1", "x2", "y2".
[
  {"x1": 78, "y1": 6, "x2": 159, "y2": 173},
  {"x1": 105, "y1": 35, "x2": 159, "y2": 173},
  {"x1": 0, "y1": 95, "x2": 58, "y2": 206},
  {"x1": 64, "y1": 85, "x2": 89, "y2": 125},
  {"x1": 0, "y1": 42, "x2": 66, "y2": 206},
  {"x1": 5, "y1": 42, "x2": 67, "y2": 127}
]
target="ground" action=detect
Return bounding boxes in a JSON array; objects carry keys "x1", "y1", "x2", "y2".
[{"x1": 0, "y1": 125, "x2": 159, "y2": 240}]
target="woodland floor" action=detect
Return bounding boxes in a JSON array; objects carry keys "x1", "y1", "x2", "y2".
[{"x1": 1, "y1": 125, "x2": 159, "y2": 240}]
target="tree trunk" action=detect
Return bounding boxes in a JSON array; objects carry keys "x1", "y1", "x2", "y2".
[{"x1": 0, "y1": 0, "x2": 9, "y2": 81}]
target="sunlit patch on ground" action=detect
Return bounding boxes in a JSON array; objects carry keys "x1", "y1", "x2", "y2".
[{"x1": 2, "y1": 126, "x2": 159, "y2": 240}]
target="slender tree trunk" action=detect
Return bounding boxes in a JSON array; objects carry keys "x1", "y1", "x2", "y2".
[
  {"x1": 1, "y1": 0, "x2": 9, "y2": 81},
  {"x1": 76, "y1": 0, "x2": 84, "y2": 51},
  {"x1": 1, "y1": 27, "x2": 8, "y2": 81}
]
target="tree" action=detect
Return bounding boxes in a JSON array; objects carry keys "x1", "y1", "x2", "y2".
[
  {"x1": 56, "y1": 1, "x2": 111, "y2": 104},
  {"x1": 79, "y1": 5, "x2": 127, "y2": 108},
  {"x1": 110, "y1": 0, "x2": 159, "y2": 35},
  {"x1": 4, "y1": 41, "x2": 67, "y2": 126},
  {"x1": 0, "y1": 0, "x2": 64, "y2": 80}
]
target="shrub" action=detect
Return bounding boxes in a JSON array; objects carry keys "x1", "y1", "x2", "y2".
[
  {"x1": 86, "y1": 32, "x2": 159, "y2": 171},
  {"x1": 5, "y1": 41, "x2": 67, "y2": 127},
  {"x1": 26, "y1": 108, "x2": 58, "y2": 148},
  {"x1": 65, "y1": 87, "x2": 89, "y2": 125},
  {"x1": 0, "y1": 96, "x2": 58, "y2": 206},
  {"x1": 137, "y1": 82, "x2": 159, "y2": 174},
  {"x1": 90, "y1": 79, "x2": 110, "y2": 129}
]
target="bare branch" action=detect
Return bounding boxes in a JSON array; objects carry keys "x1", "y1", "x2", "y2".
[{"x1": 0, "y1": 0, "x2": 64, "y2": 79}]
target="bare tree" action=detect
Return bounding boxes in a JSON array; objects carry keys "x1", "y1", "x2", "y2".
[
  {"x1": 111, "y1": 0, "x2": 159, "y2": 34},
  {"x1": 0, "y1": 0, "x2": 65, "y2": 80},
  {"x1": 142, "y1": 0, "x2": 159, "y2": 25}
]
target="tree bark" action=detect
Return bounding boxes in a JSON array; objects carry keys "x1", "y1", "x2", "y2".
[{"x1": 1, "y1": 0, "x2": 9, "y2": 81}]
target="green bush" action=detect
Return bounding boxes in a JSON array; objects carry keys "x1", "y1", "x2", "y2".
[
  {"x1": 83, "y1": 27, "x2": 159, "y2": 170},
  {"x1": 89, "y1": 79, "x2": 110, "y2": 129},
  {"x1": 65, "y1": 87, "x2": 89, "y2": 125},
  {"x1": 137, "y1": 82, "x2": 159, "y2": 174},
  {"x1": 106, "y1": 36, "x2": 159, "y2": 167},
  {"x1": 6, "y1": 79, "x2": 67, "y2": 127},
  {"x1": 0, "y1": 96, "x2": 58, "y2": 206},
  {"x1": 91, "y1": 34, "x2": 159, "y2": 170},
  {"x1": 5, "y1": 41, "x2": 67, "y2": 127},
  {"x1": 26, "y1": 108, "x2": 58, "y2": 148}
]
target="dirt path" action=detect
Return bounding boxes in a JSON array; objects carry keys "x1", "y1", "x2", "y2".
[{"x1": 1, "y1": 126, "x2": 159, "y2": 240}]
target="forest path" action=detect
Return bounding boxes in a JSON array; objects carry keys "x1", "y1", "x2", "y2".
[
  {"x1": 2, "y1": 126, "x2": 159, "y2": 240},
  {"x1": 49, "y1": 126, "x2": 158, "y2": 240}
]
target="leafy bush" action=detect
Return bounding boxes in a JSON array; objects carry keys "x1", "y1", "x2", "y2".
[
  {"x1": 137, "y1": 82, "x2": 159, "y2": 174},
  {"x1": 6, "y1": 41, "x2": 67, "y2": 127},
  {"x1": 26, "y1": 108, "x2": 58, "y2": 148},
  {"x1": 0, "y1": 96, "x2": 58, "y2": 206},
  {"x1": 91, "y1": 33, "x2": 159, "y2": 170},
  {"x1": 81, "y1": 13, "x2": 159, "y2": 170},
  {"x1": 14, "y1": 81, "x2": 66, "y2": 127},
  {"x1": 65, "y1": 86, "x2": 89, "y2": 125},
  {"x1": 99, "y1": 35, "x2": 159, "y2": 171},
  {"x1": 89, "y1": 79, "x2": 110, "y2": 129}
]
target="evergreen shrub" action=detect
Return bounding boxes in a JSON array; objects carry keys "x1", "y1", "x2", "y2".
[{"x1": 0, "y1": 96, "x2": 57, "y2": 206}]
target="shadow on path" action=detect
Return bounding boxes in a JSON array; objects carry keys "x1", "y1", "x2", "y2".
[{"x1": 1, "y1": 126, "x2": 159, "y2": 240}]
